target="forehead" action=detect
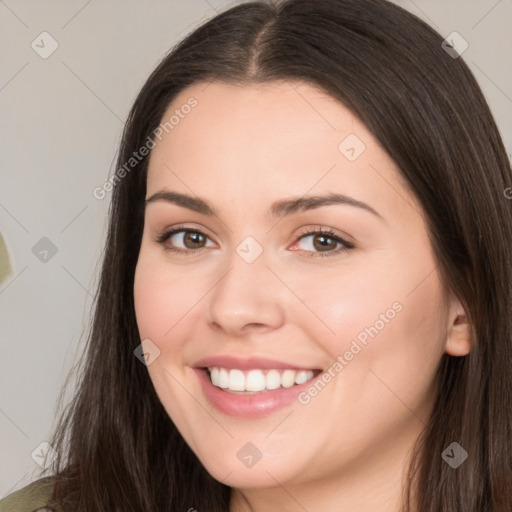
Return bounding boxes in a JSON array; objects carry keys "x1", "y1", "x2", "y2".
[
  {"x1": 146, "y1": 80, "x2": 418, "y2": 219},
  {"x1": 161, "y1": 79, "x2": 358, "y2": 140}
]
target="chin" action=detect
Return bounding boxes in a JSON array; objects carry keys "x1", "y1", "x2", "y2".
[{"x1": 197, "y1": 448, "x2": 306, "y2": 489}]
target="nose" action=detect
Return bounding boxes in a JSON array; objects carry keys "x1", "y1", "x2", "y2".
[{"x1": 206, "y1": 242, "x2": 287, "y2": 337}]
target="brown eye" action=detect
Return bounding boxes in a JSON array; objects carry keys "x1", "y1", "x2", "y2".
[
  {"x1": 293, "y1": 228, "x2": 355, "y2": 258},
  {"x1": 312, "y1": 233, "x2": 339, "y2": 252},
  {"x1": 181, "y1": 231, "x2": 207, "y2": 249},
  {"x1": 155, "y1": 227, "x2": 215, "y2": 254}
]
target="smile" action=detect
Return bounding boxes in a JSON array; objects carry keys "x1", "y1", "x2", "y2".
[{"x1": 207, "y1": 367, "x2": 322, "y2": 393}]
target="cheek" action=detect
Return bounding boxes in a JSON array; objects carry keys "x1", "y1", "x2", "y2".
[
  {"x1": 296, "y1": 252, "x2": 446, "y2": 394},
  {"x1": 133, "y1": 252, "x2": 218, "y2": 373},
  {"x1": 289, "y1": 265, "x2": 446, "y2": 461},
  {"x1": 134, "y1": 264, "x2": 163, "y2": 340},
  {"x1": 133, "y1": 257, "x2": 189, "y2": 351},
  {"x1": 133, "y1": 259, "x2": 193, "y2": 414},
  {"x1": 289, "y1": 261, "x2": 405, "y2": 361}
]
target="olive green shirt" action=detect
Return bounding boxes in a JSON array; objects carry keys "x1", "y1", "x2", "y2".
[{"x1": 0, "y1": 478, "x2": 60, "y2": 512}]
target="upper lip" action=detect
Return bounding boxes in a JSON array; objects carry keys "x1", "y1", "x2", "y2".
[{"x1": 194, "y1": 355, "x2": 321, "y2": 371}]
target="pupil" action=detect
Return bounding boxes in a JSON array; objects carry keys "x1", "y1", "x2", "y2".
[
  {"x1": 314, "y1": 234, "x2": 335, "y2": 251},
  {"x1": 185, "y1": 232, "x2": 204, "y2": 248}
]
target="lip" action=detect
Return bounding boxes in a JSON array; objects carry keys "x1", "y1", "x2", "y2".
[
  {"x1": 193, "y1": 355, "x2": 321, "y2": 371},
  {"x1": 194, "y1": 367, "x2": 323, "y2": 418}
]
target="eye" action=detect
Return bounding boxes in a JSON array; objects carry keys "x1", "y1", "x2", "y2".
[
  {"x1": 291, "y1": 226, "x2": 354, "y2": 258},
  {"x1": 154, "y1": 225, "x2": 215, "y2": 254},
  {"x1": 154, "y1": 224, "x2": 355, "y2": 258}
]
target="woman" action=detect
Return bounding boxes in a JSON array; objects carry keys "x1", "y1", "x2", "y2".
[{"x1": 2, "y1": 0, "x2": 510, "y2": 510}]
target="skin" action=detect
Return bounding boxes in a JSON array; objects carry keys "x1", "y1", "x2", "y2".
[{"x1": 133, "y1": 80, "x2": 472, "y2": 512}]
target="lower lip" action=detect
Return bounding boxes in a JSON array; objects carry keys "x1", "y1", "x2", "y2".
[{"x1": 194, "y1": 368, "x2": 320, "y2": 418}]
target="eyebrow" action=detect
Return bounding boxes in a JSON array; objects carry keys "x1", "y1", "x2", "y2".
[{"x1": 145, "y1": 190, "x2": 385, "y2": 221}]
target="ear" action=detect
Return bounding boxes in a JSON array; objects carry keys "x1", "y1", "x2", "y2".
[{"x1": 444, "y1": 295, "x2": 472, "y2": 357}]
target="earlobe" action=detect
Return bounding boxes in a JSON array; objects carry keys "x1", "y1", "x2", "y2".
[{"x1": 444, "y1": 301, "x2": 473, "y2": 357}]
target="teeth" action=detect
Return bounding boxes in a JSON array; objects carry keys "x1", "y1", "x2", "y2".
[
  {"x1": 295, "y1": 370, "x2": 310, "y2": 385},
  {"x1": 266, "y1": 369, "x2": 281, "y2": 390},
  {"x1": 218, "y1": 368, "x2": 229, "y2": 388},
  {"x1": 281, "y1": 369, "x2": 296, "y2": 388},
  {"x1": 208, "y1": 367, "x2": 316, "y2": 392},
  {"x1": 246, "y1": 369, "x2": 266, "y2": 391},
  {"x1": 229, "y1": 369, "x2": 245, "y2": 391}
]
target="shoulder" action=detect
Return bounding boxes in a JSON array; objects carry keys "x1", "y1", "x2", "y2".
[{"x1": 0, "y1": 477, "x2": 58, "y2": 512}]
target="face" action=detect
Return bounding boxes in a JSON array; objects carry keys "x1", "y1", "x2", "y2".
[{"x1": 133, "y1": 80, "x2": 469, "y2": 493}]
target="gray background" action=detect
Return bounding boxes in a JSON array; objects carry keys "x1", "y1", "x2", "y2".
[{"x1": 1, "y1": 0, "x2": 511, "y2": 497}]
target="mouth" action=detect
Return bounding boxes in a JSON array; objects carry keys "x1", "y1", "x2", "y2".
[
  {"x1": 193, "y1": 358, "x2": 326, "y2": 418},
  {"x1": 202, "y1": 367, "x2": 323, "y2": 394}
]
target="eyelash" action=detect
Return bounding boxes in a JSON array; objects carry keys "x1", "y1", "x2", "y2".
[{"x1": 153, "y1": 224, "x2": 355, "y2": 259}]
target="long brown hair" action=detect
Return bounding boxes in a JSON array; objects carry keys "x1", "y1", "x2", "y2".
[{"x1": 40, "y1": 0, "x2": 512, "y2": 510}]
